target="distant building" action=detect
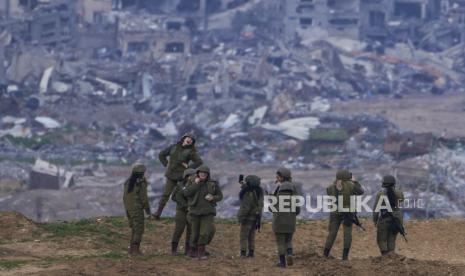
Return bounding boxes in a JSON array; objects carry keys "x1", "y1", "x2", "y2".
[{"x1": 283, "y1": 0, "x2": 361, "y2": 41}]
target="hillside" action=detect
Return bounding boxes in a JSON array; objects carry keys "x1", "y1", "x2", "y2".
[{"x1": 0, "y1": 211, "x2": 464, "y2": 275}]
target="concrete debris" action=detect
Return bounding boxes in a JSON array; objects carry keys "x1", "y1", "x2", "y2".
[
  {"x1": 34, "y1": 117, "x2": 61, "y2": 129},
  {"x1": 261, "y1": 117, "x2": 320, "y2": 140}
]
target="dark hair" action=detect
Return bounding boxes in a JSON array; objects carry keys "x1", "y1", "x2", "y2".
[
  {"x1": 127, "y1": 172, "x2": 144, "y2": 193},
  {"x1": 386, "y1": 186, "x2": 398, "y2": 209},
  {"x1": 239, "y1": 184, "x2": 263, "y2": 200}
]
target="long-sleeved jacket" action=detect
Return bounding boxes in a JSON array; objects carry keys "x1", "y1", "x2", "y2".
[
  {"x1": 327, "y1": 180, "x2": 364, "y2": 212},
  {"x1": 237, "y1": 187, "x2": 264, "y2": 223},
  {"x1": 123, "y1": 177, "x2": 150, "y2": 213},
  {"x1": 159, "y1": 141, "x2": 202, "y2": 181},
  {"x1": 271, "y1": 181, "x2": 300, "y2": 234},
  {"x1": 183, "y1": 179, "x2": 223, "y2": 216}
]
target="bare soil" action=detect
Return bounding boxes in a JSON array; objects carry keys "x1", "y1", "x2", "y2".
[{"x1": 0, "y1": 211, "x2": 464, "y2": 275}]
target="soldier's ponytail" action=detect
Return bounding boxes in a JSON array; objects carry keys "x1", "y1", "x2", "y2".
[
  {"x1": 386, "y1": 187, "x2": 398, "y2": 209},
  {"x1": 127, "y1": 172, "x2": 144, "y2": 193}
]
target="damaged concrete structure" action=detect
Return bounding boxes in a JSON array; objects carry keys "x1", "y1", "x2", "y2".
[
  {"x1": 0, "y1": 0, "x2": 77, "y2": 46},
  {"x1": 283, "y1": 0, "x2": 361, "y2": 40}
]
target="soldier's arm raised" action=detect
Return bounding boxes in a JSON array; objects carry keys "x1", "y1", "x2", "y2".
[
  {"x1": 158, "y1": 145, "x2": 172, "y2": 167},
  {"x1": 189, "y1": 150, "x2": 203, "y2": 169},
  {"x1": 353, "y1": 180, "x2": 364, "y2": 195}
]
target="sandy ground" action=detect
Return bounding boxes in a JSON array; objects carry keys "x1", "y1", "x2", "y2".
[{"x1": 0, "y1": 212, "x2": 464, "y2": 275}]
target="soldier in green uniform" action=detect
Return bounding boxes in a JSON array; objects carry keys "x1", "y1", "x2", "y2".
[
  {"x1": 183, "y1": 165, "x2": 223, "y2": 259},
  {"x1": 123, "y1": 163, "x2": 151, "y2": 256},
  {"x1": 323, "y1": 170, "x2": 364, "y2": 261},
  {"x1": 153, "y1": 133, "x2": 203, "y2": 219},
  {"x1": 237, "y1": 175, "x2": 264, "y2": 258},
  {"x1": 171, "y1": 168, "x2": 196, "y2": 256},
  {"x1": 373, "y1": 175, "x2": 404, "y2": 256},
  {"x1": 271, "y1": 167, "x2": 300, "y2": 268}
]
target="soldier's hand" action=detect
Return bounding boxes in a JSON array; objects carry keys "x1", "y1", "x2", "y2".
[
  {"x1": 182, "y1": 162, "x2": 188, "y2": 168},
  {"x1": 205, "y1": 194, "x2": 214, "y2": 201},
  {"x1": 195, "y1": 177, "x2": 200, "y2": 184}
]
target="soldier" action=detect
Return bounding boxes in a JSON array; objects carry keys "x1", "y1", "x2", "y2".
[
  {"x1": 237, "y1": 175, "x2": 264, "y2": 258},
  {"x1": 323, "y1": 170, "x2": 364, "y2": 261},
  {"x1": 123, "y1": 163, "x2": 151, "y2": 256},
  {"x1": 183, "y1": 165, "x2": 223, "y2": 259},
  {"x1": 171, "y1": 168, "x2": 196, "y2": 256},
  {"x1": 373, "y1": 175, "x2": 405, "y2": 256},
  {"x1": 271, "y1": 167, "x2": 300, "y2": 268},
  {"x1": 154, "y1": 133, "x2": 203, "y2": 219}
]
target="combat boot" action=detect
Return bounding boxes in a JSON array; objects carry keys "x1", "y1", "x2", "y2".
[
  {"x1": 184, "y1": 242, "x2": 190, "y2": 256},
  {"x1": 286, "y1": 248, "x2": 294, "y2": 266},
  {"x1": 197, "y1": 245, "x2": 208, "y2": 260},
  {"x1": 342, "y1": 248, "x2": 350, "y2": 261},
  {"x1": 323, "y1": 248, "x2": 331, "y2": 258},
  {"x1": 152, "y1": 205, "x2": 164, "y2": 220},
  {"x1": 240, "y1": 250, "x2": 247, "y2": 257},
  {"x1": 188, "y1": 246, "x2": 197, "y2": 258},
  {"x1": 276, "y1": 255, "x2": 286, "y2": 268},
  {"x1": 247, "y1": 249, "x2": 254, "y2": 258},
  {"x1": 171, "y1": 242, "x2": 178, "y2": 256},
  {"x1": 132, "y1": 243, "x2": 142, "y2": 256}
]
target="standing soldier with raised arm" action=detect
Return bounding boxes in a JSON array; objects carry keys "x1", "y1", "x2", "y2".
[
  {"x1": 154, "y1": 133, "x2": 203, "y2": 219},
  {"x1": 373, "y1": 175, "x2": 405, "y2": 256},
  {"x1": 323, "y1": 170, "x2": 364, "y2": 261},
  {"x1": 271, "y1": 167, "x2": 300, "y2": 268},
  {"x1": 123, "y1": 163, "x2": 151, "y2": 256},
  {"x1": 170, "y1": 168, "x2": 196, "y2": 256},
  {"x1": 237, "y1": 175, "x2": 264, "y2": 258},
  {"x1": 183, "y1": 165, "x2": 223, "y2": 259}
]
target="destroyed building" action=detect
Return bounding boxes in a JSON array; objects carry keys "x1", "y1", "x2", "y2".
[{"x1": 0, "y1": 0, "x2": 77, "y2": 46}]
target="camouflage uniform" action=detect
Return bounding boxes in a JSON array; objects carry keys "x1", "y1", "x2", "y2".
[
  {"x1": 271, "y1": 168, "x2": 300, "y2": 267},
  {"x1": 170, "y1": 168, "x2": 196, "y2": 255},
  {"x1": 123, "y1": 163, "x2": 151, "y2": 255},
  {"x1": 183, "y1": 165, "x2": 223, "y2": 258},
  {"x1": 373, "y1": 175, "x2": 404, "y2": 255},
  {"x1": 323, "y1": 170, "x2": 364, "y2": 260},
  {"x1": 237, "y1": 175, "x2": 264, "y2": 257},
  {"x1": 154, "y1": 133, "x2": 203, "y2": 219}
]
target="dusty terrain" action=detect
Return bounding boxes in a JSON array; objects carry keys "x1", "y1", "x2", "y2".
[{"x1": 0, "y1": 211, "x2": 464, "y2": 275}]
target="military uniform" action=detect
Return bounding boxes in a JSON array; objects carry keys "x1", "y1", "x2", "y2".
[
  {"x1": 170, "y1": 168, "x2": 196, "y2": 255},
  {"x1": 373, "y1": 175, "x2": 404, "y2": 255},
  {"x1": 323, "y1": 170, "x2": 364, "y2": 260},
  {"x1": 183, "y1": 165, "x2": 223, "y2": 259},
  {"x1": 123, "y1": 163, "x2": 151, "y2": 255},
  {"x1": 272, "y1": 168, "x2": 299, "y2": 267},
  {"x1": 237, "y1": 175, "x2": 264, "y2": 257},
  {"x1": 154, "y1": 133, "x2": 203, "y2": 219}
]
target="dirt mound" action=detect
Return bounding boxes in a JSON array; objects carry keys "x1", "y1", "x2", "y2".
[{"x1": 0, "y1": 211, "x2": 40, "y2": 241}]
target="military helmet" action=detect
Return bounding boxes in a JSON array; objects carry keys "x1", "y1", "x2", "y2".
[
  {"x1": 245, "y1": 175, "x2": 261, "y2": 187},
  {"x1": 382, "y1": 175, "x2": 396, "y2": 188},
  {"x1": 183, "y1": 168, "x2": 196, "y2": 179},
  {"x1": 180, "y1": 132, "x2": 196, "y2": 145},
  {"x1": 276, "y1": 167, "x2": 291, "y2": 179},
  {"x1": 196, "y1": 164, "x2": 210, "y2": 174},
  {"x1": 336, "y1": 169, "x2": 351, "y2": 181},
  {"x1": 132, "y1": 163, "x2": 146, "y2": 173}
]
